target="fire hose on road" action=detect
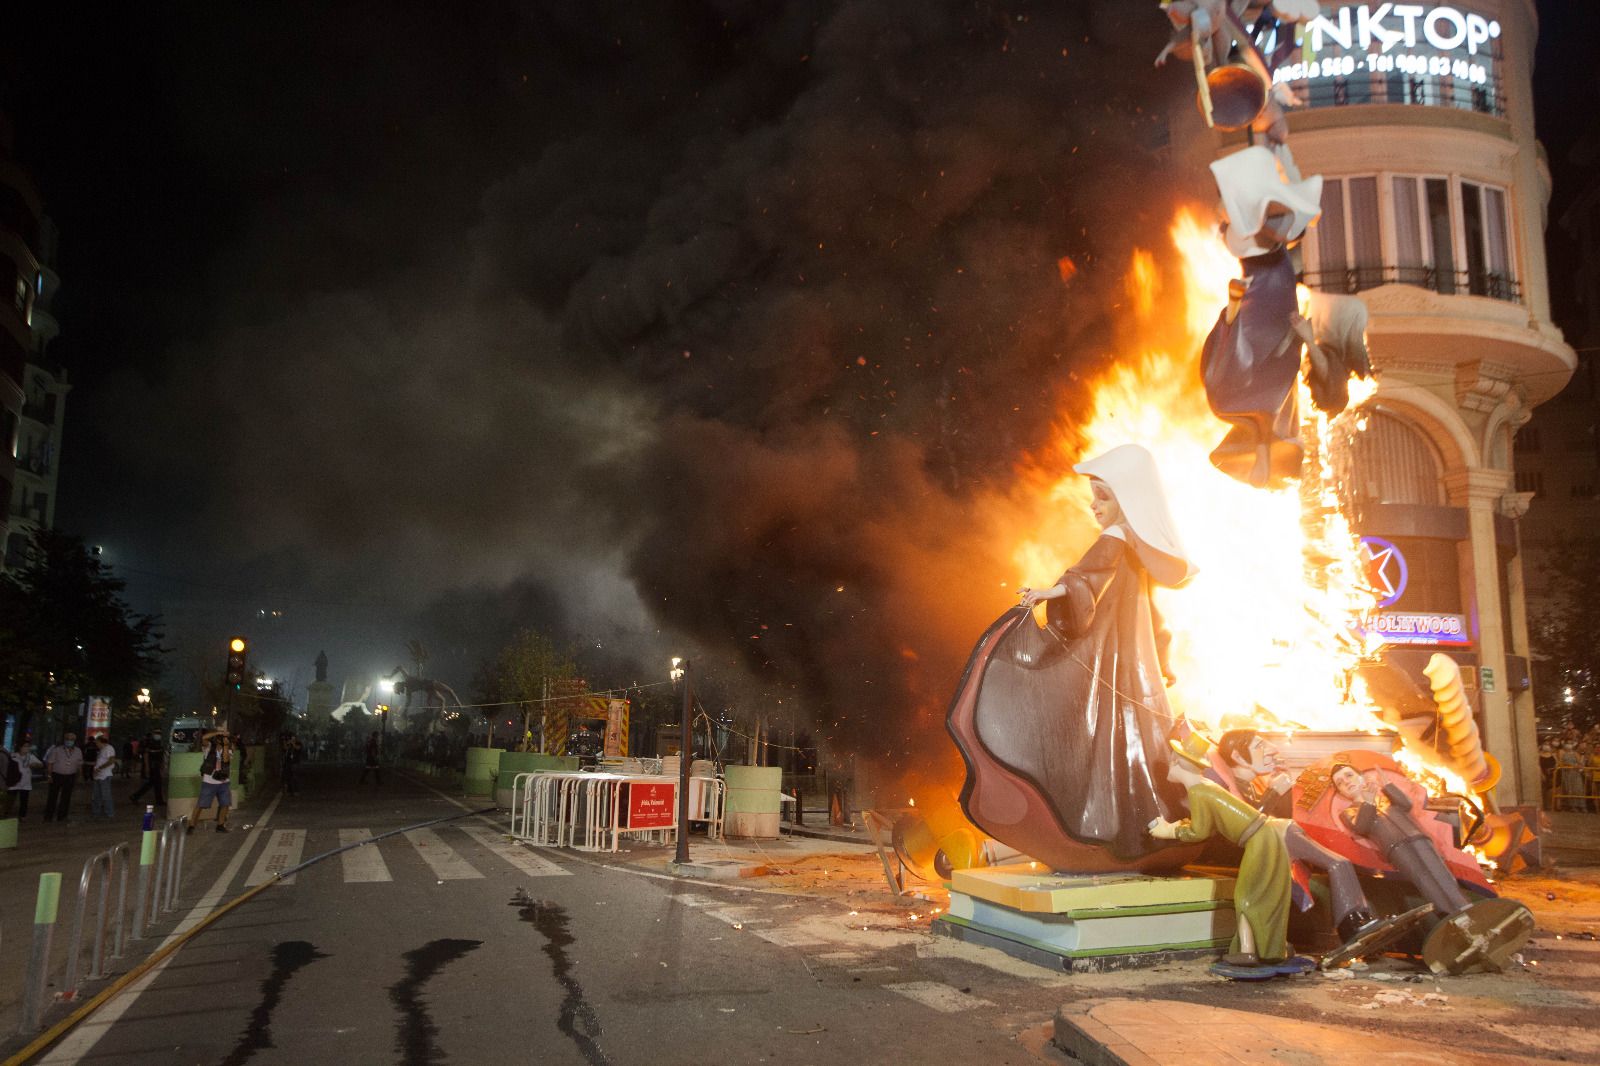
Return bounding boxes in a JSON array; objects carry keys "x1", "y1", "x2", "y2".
[{"x1": 4, "y1": 802, "x2": 498, "y2": 1066}]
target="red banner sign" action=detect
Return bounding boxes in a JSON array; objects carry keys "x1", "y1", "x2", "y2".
[{"x1": 626, "y1": 782, "x2": 676, "y2": 829}]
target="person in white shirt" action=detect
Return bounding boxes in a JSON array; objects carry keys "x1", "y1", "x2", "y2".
[
  {"x1": 3, "y1": 741, "x2": 43, "y2": 818},
  {"x1": 43, "y1": 733, "x2": 84, "y2": 822},
  {"x1": 190, "y1": 733, "x2": 234, "y2": 833},
  {"x1": 90, "y1": 734, "x2": 119, "y2": 820}
]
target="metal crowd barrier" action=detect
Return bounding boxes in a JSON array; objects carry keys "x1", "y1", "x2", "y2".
[
  {"x1": 511, "y1": 769, "x2": 725, "y2": 851},
  {"x1": 1548, "y1": 765, "x2": 1600, "y2": 811}
]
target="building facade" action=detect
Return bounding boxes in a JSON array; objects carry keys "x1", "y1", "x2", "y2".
[
  {"x1": 1275, "y1": 0, "x2": 1575, "y2": 807},
  {"x1": 0, "y1": 111, "x2": 65, "y2": 569}
]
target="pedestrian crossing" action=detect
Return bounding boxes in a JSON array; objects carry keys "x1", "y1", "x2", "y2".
[{"x1": 243, "y1": 823, "x2": 571, "y2": 887}]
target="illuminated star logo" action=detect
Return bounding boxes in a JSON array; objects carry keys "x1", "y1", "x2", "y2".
[{"x1": 1359, "y1": 536, "x2": 1408, "y2": 608}]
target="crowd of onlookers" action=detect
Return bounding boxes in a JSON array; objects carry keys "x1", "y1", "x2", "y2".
[
  {"x1": 1540, "y1": 724, "x2": 1600, "y2": 812},
  {"x1": 2, "y1": 729, "x2": 172, "y2": 824}
]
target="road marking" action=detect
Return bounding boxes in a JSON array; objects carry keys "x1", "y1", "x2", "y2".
[
  {"x1": 705, "y1": 906, "x2": 771, "y2": 927},
  {"x1": 245, "y1": 828, "x2": 306, "y2": 886},
  {"x1": 404, "y1": 827, "x2": 483, "y2": 880},
  {"x1": 338, "y1": 828, "x2": 393, "y2": 882},
  {"x1": 813, "y1": 951, "x2": 863, "y2": 963},
  {"x1": 459, "y1": 825, "x2": 569, "y2": 878},
  {"x1": 752, "y1": 927, "x2": 828, "y2": 948},
  {"x1": 884, "y1": 981, "x2": 992, "y2": 1013},
  {"x1": 847, "y1": 964, "x2": 899, "y2": 973},
  {"x1": 39, "y1": 793, "x2": 284, "y2": 1064}
]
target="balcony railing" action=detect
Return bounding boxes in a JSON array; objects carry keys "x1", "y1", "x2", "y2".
[
  {"x1": 1295, "y1": 76, "x2": 1505, "y2": 119},
  {"x1": 1303, "y1": 264, "x2": 1521, "y2": 304}
]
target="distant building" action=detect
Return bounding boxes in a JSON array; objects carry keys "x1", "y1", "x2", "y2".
[
  {"x1": 0, "y1": 110, "x2": 66, "y2": 569},
  {"x1": 1515, "y1": 124, "x2": 1600, "y2": 628},
  {"x1": 1271, "y1": 0, "x2": 1577, "y2": 807}
]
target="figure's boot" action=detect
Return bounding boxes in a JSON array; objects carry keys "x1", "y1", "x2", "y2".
[{"x1": 1321, "y1": 904, "x2": 1434, "y2": 970}]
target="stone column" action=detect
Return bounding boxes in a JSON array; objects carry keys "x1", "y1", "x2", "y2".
[
  {"x1": 1500, "y1": 490, "x2": 1541, "y2": 807},
  {"x1": 1443, "y1": 468, "x2": 1523, "y2": 806}
]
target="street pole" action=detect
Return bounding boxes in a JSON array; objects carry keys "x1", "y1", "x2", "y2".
[{"x1": 674, "y1": 659, "x2": 692, "y2": 865}]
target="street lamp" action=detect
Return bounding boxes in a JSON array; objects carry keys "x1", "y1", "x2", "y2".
[{"x1": 671, "y1": 657, "x2": 692, "y2": 865}]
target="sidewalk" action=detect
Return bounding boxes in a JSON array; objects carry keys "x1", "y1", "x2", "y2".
[
  {"x1": 1053, "y1": 998, "x2": 1532, "y2": 1065},
  {"x1": 0, "y1": 774, "x2": 241, "y2": 1039}
]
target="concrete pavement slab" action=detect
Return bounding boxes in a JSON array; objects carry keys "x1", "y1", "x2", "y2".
[{"x1": 1053, "y1": 997, "x2": 1532, "y2": 1066}]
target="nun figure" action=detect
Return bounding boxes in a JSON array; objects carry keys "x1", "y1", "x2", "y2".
[
  {"x1": 1201, "y1": 145, "x2": 1324, "y2": 488},
  {"x1": 947, "y1": 444, "x2": 1200, "y2": 872}
]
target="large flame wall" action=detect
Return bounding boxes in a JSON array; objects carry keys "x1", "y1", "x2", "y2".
[{"x1": 1012, "y1": 211, "x2": 1382, "y2": 737}]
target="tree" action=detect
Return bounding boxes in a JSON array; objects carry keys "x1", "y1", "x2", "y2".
[
  {"x1": 1529, "y1": 536, "x2": 1600, "y2": 732},
  {"x1": 474, "y1": 628, "x2": 576, "y2": 751},
  {"x1": 0, "y1": 529, "x2": 164, "y2": 737}
]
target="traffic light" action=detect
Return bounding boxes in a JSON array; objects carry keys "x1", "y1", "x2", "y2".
[{"x1": 226, "y1": 637, "x2": 249, "y2": 690}]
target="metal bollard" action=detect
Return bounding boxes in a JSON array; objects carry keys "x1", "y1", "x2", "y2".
[
  {"x1": 151, "y1": 816, "x2": 188, "y2": 917},
  {"x1": 133, "y1": 826, "x2": 156, "y2": 940},
  {"x1": 20, "y1": 872, "x2": 60, "y2": 1033},
  {"x1": 108, "y1": 842, "x2": 130, "y2": 961},
  {"x1": 64, "y1": 849, "x2": 111, "y2": 994}
]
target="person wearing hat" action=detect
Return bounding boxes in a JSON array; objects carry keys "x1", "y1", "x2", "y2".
[
  {"x1": 190, "y1": 731, "x2": 234, "y2": 833},
  {"x1": 1150, "y1": 730, "x2": 1301, "y2": 978},
  {"x1": 948, "y1": 444, "x2": 1198, "y2": 873}
]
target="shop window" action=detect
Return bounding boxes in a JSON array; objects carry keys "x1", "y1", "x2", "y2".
[{"x1": 1387, "y1": 535, "x2": 1464, "y2": 614}]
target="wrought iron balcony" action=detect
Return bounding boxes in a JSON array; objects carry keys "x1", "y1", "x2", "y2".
[{"x1": 1302, "y1": 264, "x2": 1521, "y2": 304}]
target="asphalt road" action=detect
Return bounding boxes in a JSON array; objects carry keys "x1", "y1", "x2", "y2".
[{"x1": 29, "y1": 766, "x2": 1070, "y2": 1066}]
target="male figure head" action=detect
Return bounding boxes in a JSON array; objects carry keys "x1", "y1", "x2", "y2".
[
  {"x1": 62, "y1": 731, "x2": 77, "y2": 748},
  {"x1": 1329, "y1": 763, "x2": 1375, "y2": 804},
  {"x1": 1218, "y1": 729, "x2": 1278, "y2": 780}
]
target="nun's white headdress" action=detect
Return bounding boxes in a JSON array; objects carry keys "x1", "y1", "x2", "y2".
[
  {"x1": 1209, "y1": 145, "x2": 1323, "y2": 259},
  {"x1": 1073, "y1": 444, "x2": 1198, "y2": 588}
]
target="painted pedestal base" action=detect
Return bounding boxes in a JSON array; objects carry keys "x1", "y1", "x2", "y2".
[{"x1": 933, "y1": 864, "x2": 1236, "y2": 973}]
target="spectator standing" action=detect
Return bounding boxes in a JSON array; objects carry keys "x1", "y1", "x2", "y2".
[
  {"x1": 1557, "y1": 743, "x2": 1585, "y2": 812},
  {"x1": 90, "y1": 734, "x2": 118, "y2": 819},
  {"x1": 282, "y1": 733, "x2": 304, "y2": 796},
  {"x1": 189, "y1": 732, "x2": 234, "y2": 833},
  {"x1": 3, "y1": 741, "x2": 42, "y2": 818},
  {"x1": 359, "y1": 732, "x2": 383, "y2": 785},
  {"x1": 130, "y1": 731, "x2": 166, "y2": 807},
  {"x1": 42, "y1": 733, "x2": 84, "y2": 822}
]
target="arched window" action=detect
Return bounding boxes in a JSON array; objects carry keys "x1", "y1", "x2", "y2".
[{"x1": 1349, "y1": 409, "x2": 1447, "y2": 506}]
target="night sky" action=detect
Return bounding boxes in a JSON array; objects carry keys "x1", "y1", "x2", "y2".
[{"x1": 2, "y1": 2, "x2": 1591, "y2": 772}]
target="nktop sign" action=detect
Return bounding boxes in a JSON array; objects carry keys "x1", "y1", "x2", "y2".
[{"x1": 1307, "y1": 4, "x2": 1500, "y2": 56}]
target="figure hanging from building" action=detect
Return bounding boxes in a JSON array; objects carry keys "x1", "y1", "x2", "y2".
[
  {"x1": 947, "y1": 444, "x2": 1200, "y2": 874},
  {"x1": 1200, "y1": 145, "x2": 1325, "y2": 488}
]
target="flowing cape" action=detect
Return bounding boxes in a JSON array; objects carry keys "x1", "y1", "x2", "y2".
[{"x1": 947, "y1": 535, "x2": 1200, "y2": 872}]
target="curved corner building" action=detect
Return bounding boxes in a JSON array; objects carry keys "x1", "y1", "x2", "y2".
[{"x1": 1277, "y1": 0, "x2": 1573, "y2": 807}]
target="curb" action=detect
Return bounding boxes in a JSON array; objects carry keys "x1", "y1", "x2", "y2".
[{"x1": 666, "y1": 859, "x2": 770, "y2": 880}]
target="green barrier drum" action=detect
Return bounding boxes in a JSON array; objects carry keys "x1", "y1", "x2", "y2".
[{"x1": 464, "y1": 747, "x2": 503, "y2": 799}]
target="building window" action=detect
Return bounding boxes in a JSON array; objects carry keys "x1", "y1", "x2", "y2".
[
  {"x1": 1514, "y1": 470, "x2": 1543, "y2": 495},
  {"x1": 1305, "y1": 173, "x2": 1518, "y2": 303},
  {"x1": 1516, "y1": 426, "x2": 1540, "y2": 453},
  {"x1": 1348, "y1": 409, "x2": 1447, "y2": 506},
  {"x1": 1571, "y1": 483, "x2": 1595, "y2": 499}
]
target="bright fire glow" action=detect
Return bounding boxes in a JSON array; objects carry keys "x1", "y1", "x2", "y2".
[{"x1": 1014, "y1": 209, "x2": 1384, "y2": 736}]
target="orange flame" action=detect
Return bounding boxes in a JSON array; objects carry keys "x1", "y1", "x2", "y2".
[{"x1": 1014, "y1": 209, "x2": 1383, "y2": 736}]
